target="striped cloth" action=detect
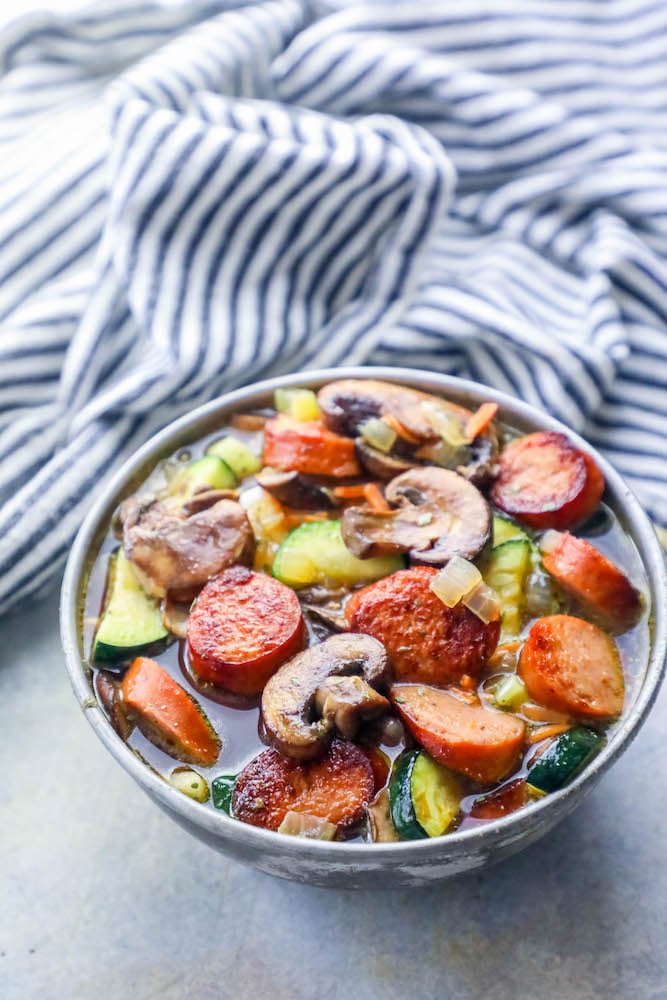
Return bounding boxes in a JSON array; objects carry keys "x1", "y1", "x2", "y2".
[{"x1": 1, "y1": 1, "x2": 666, "y2": 614}]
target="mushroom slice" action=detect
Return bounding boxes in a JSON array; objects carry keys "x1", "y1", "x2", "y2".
[
  {"x1": 314, "y1": 675, "x2": 389, "y2": 739},
  {"x1": 317, "y1": 379, "x2": 476, "y2": 444},
  {"x1": 261, "y1": 633, "x2": 389, "y2": 760},
  {"x1": 181, "y1": 488, "x2": 240, "y2": 515},
  {"x1": 341, "y1": 467, "x2": 490, "y2": 566},
  {"x1": 119, "y1": 495, "x2": 254, "y2": 602},
  {"x1": 255, "y1": 469, "x2": 333, "y2": 510},
  {"x1": 354, "y1": 439, "x2": 415, "y2": 481}
]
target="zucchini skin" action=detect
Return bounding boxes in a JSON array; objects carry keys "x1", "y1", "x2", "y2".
[
  {"x1": 527, "y1": 726, "x2": 605, "y2": 793},
  {"x1": 206, "y1": 436, "x2": 261, "y2": 479},
  {"x1": 389, "y1": 750, "x2": 427, "y2": 841},
  {"x1": 272, "y1": 519, "x2": 403, "y2": 589},
  {"x1": 484, "y1": 538, "x2": 532, "y2": 636},
  {"x1": 93, "y1": 550, "x2": 170, "y2": 666}
]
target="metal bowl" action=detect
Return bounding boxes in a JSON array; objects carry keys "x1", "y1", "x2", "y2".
[{"x1": 60, "y1": 367, "x2": 667, "y2": 888}]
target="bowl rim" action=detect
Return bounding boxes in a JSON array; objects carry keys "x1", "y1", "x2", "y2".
[{"x1": 60, "y1": 366, "x2": 667, "y2": 863}]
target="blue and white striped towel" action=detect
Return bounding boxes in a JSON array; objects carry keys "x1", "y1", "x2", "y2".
[{"x1": 1, "y1": 0, "x2": 666, "y2": 615}]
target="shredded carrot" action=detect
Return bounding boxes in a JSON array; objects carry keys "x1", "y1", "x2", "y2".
[
  {"x1": 284, "y1": 510, "x2": 331, "y2": 528},
  {"x1": 363, "y1": 482, "x2": 391, "y2": 512},
  {"x1": 383, "y1": 413, "x2": 422, "y2": 445},
  {"x1": 528, "y1": 723, "x2": 571, "y2": 744},
  {"x1": 459, "y1": 674, "x2": 477, "y2": 691},
  {"x1": 465, "y1": 402, "x2": 498, "y2": 441},
  {"x1": 333, "y1": 484, "x2": 368, "y2": 500},
  {"x1": 522, "y1": 704, "x2": 570, "y2": 724}
]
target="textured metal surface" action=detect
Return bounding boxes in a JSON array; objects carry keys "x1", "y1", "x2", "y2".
[
  {"x1": 4, "y1": 588, "x2": 667, "y2": 999},
  {"x1": 59, "y1": 367, "x2": 667, "y2": 889}
]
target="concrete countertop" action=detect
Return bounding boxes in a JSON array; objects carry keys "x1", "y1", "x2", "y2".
[{"x1": 3, "y1": 588, "x2": 666, "y2": 1000}]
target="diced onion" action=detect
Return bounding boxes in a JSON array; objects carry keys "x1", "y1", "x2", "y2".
[
  {"x1": 277, "y1": 811, "x2": 337, "y2": 840},
  {"x1": 420, "y1": 401, "x2": 468, "y2": 447},
  {"x1": 430, "y1": 557, "x2": 482, "y2": 607},
  {"x1": 360, "y1": 417, "x2": 397, "y2": 454},
  {"x1": 462, "y1": 581, "x2": 501, "y2": 624}
]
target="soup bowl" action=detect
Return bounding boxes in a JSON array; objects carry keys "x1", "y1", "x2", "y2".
[{"x1": 60, "y1": 367, "x2": 667, "y2": 888}]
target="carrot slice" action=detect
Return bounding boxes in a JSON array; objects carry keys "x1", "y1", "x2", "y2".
[
  {"x1": 540, "y1": 530, "x2": 642, "y2": 631},
  {"x1": 518, "y1": 614, "x2": 624, "y2": 719},
  {"x1": 122, "y1": 657, "x2": 221, "y2": 767},
  {"x1": 232, "y1": 740, "x2": 374, "y2": 831},
  {"x1": 263, "y1": 416, "x2": 361, "y2": 477},
  {"x1": 465, "y1": 402, "x2": 498, "y2": 441},
  {"x1": 390, "y1": 684, "x2": 526, "y2": 784},
  {"x1": 187, "y1": 566, "x2": 305, "y2": 695}
]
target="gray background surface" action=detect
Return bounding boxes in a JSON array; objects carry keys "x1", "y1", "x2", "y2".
[{"x1": 3, "y1": 589, "x2": 667, "y2": 1000}]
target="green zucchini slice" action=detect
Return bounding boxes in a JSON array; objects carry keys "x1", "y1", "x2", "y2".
[
  {"x1": 389, "y1": 750, "x2": 462, "y2": 840},
  {"x1": 272, "y1": 519, "x2": 403, "y2": 589},
  {"x1": 492, "y1": 514, "x2": 530, "y2": 547},
  {"x1": 93, "y1": 549, "x2": 169, "y2": 664},
  {"x1": 206, "y1": 436, "x2": 261, "y2": 479},
  {"x1": 527, "y1": 727, "x2": 605, "y2": 794},
  {"x1": 484, "y1": 538, "x2": 532, "y2": 636},
  {"x1": 170, "y1": 455, "x2": 236, "y2": 497}
]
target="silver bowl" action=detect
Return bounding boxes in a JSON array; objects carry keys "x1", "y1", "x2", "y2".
[{"x1": 60, "y1": 367, "x2": 667, "y2": 888}]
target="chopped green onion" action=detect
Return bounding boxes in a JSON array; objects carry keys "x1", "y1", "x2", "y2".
[{"x1": 360, "y1": 417, "x2": 397, "y2": 454}]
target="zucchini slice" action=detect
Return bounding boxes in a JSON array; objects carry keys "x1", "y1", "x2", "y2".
[
  {"x1": 170, "y1": 455, "x2": 236, "y2": 496},
  {"x1": 206, "y1": 436, "x2": 261, "y2": 479},
  {"x1": 389, "y1": 750, "x2": 462, "y2": 840},
  {"x1": 492, "y1": 514, "x2": 530, "y2": 547},
  {"x1": 272, "y1": 519, "x2": 403, "y2": 589},
  {"x1": 527, "y1": 726, "x2": 605, "y2": 794},
  {"x1": 484, "y1": 539, "x2": 532, "y2": 636},
  {"x1": 93, "y1": 550, "x2": 169, "y2": 664}
]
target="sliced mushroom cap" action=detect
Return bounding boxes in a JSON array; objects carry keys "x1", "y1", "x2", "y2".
[
  {"x1": 341, "y1": 467, "x2": 490, "y2": 565},
  {"x1": 255, "y1": 469, "x2": 333, "y2": 510},
  {"x1": 261, "y1": 633, "x2": 389, "y2": 760},
  {"x1": 120, "y1": 495, "x2": 254, "y2": 602},
  {"x1": 354, "y1": 439, "x2": 415, "y2": 481},
  {"x1": 318, "y1": 379, "x2": 476, "y2": 444},
  {"x1": 314, "y1": 675, "x2": 389, "y2": 739}
]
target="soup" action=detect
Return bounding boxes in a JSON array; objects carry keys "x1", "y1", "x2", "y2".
[{"x1": 83, "y1": 379, "x2": 650, "y2": 843}]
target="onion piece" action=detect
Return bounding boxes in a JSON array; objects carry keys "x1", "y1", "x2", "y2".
[
  {"x1": 360, "y1": 418, "x2": 397, "y2": 454},
  {"x1": 277, "y1": 811, "x2": 337, "y2": 840},
  {"x1": 462, "y1": 581, "x2": 501, "y2": 624},
  {"x1": 420, "y1": 401, "x2": 469, "y2": 447},
  {"x1": 429, "y1": 556, "x2": 482, "y2": 607}
]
